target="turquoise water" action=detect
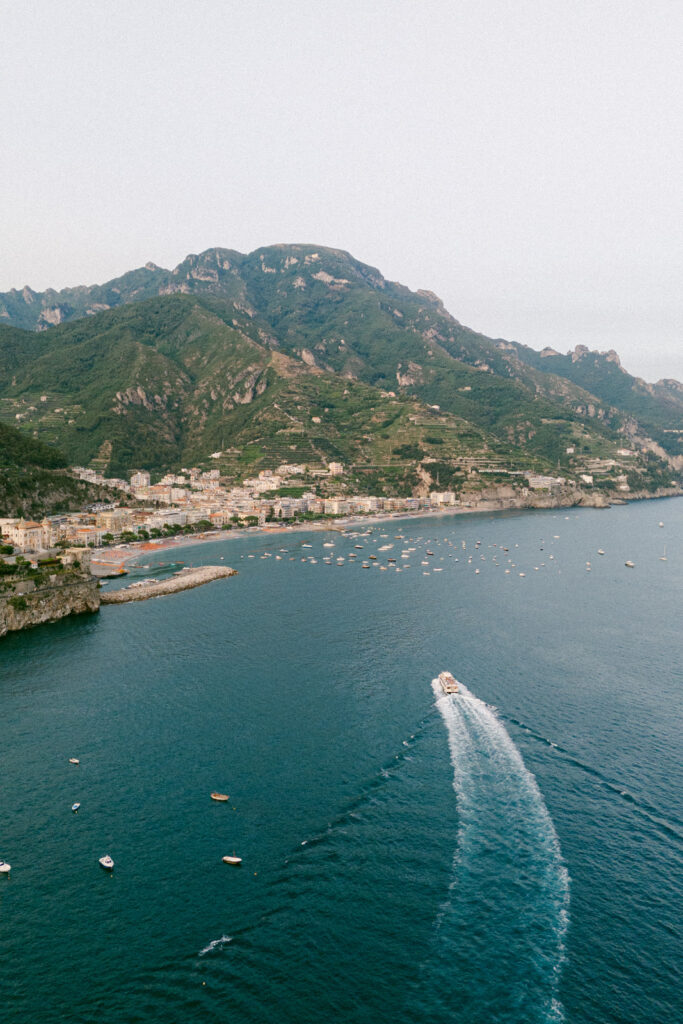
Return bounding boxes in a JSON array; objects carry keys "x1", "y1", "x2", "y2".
[{"x1": 1, "y1": 499, "x2": 681, "y2": 1023}]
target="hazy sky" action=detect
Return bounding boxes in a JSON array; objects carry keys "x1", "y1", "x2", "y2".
[{"x1": 2, "y1": 1, "x2": 682, "y2": 381}]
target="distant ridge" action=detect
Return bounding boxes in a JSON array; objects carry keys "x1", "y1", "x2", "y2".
[{"x1": 0, "y1": 245, "x2": 680, "y2": 487}]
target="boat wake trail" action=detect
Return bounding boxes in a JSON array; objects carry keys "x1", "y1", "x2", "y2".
[
  {"x1": 421, "y1": 681, "x2": 570, "y2": 1024},
  {"x1": 198, "y1": 934, "x2": 233, "y2": 957}
]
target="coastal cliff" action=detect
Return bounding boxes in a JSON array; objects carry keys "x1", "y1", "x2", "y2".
[
  {"x1": 0, "y1": 563, "x2": 237, "y2": 637},
  {"x1": 457, "y1": 483, "x2": 614, "y2": 513},
  {"x1": 0, "y1": 574, "x2": 100, "y2": 638}
]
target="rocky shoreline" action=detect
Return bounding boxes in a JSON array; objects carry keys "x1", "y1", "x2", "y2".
[
  {"x1": 100, "y1": 565, "x2": 236, "y2": 604},
  {"x1": 0, "y1": 574, "x2": 99, "y2": 638}
]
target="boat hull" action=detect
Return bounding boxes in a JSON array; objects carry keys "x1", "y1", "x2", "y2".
[{"x1": 436, "y1": 671, "x2": 460, "y2": 695}]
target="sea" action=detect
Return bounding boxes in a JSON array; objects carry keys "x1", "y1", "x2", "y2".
[{"x1": 1, "y1": 497, "x2": 681, "y2": 1024}]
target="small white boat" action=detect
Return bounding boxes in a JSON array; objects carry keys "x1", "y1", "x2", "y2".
[
  {"x1": 625, "y1": 561, "x2": 635, "y2": 568},
  {"x1": 68, "y1": 758, "x2": 80, "y2": 765},
  {"x1": 222, "y1": 854, "x2": 242, "y2": 865},
  {"x1": 0, "y1": 860, "x2": 11, "y2": 875},
  {"x1": 598, "y1": 549, "x2": 605, "y2": 555},
  {"x1": 99, "y1": 855, "x2": 114, "y2": 870},
  {"x1": 72, "y1": 803, "x2": 81, "y2": 812},
  {"x1": 211, "y1": 792, "x2": 230, "y2": 802}
]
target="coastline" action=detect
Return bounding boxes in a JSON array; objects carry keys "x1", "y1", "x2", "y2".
[{"x1": 98, "y1": 489, "x2": 682, "y2": 567}]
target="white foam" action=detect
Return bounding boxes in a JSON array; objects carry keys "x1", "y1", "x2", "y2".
[
  {"x1": 432, "y1": 679, "x2": 570, "y2": 1020},
  {"x1": 198, "y1": 934, "x2": 232, "y2": 956}
]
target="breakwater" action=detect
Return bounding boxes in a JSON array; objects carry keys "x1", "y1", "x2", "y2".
[{"x1": 100, "y1": 565, "x2": 236, "y2": 603}]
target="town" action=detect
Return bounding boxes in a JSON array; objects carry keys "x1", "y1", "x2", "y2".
[{"x1": 0, "y1": 451, "x2": 636, "y2": 558}]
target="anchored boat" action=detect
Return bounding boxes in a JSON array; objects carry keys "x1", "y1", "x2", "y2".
[
  {"x1": 211, "y1": 792, "x2": 230, "y2": 802},
  {"x1": 99, "y1": 855, "x2": 114, "y2": 871}
]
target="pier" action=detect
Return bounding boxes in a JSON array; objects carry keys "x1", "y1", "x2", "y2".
[{"x1": 100, "y1": 565, "x2": 236, "y2": 603}]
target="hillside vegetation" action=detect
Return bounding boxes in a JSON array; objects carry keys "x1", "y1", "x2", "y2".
[
  {"x1": 0, "y1": 420, "x2": 121, "y2": 517},
  {"x1": 0, "y1": 246, "x2": 680, "y2": 494}
]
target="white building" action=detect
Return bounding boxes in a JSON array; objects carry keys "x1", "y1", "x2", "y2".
[
  {"x1": 130, "y1": 470, "x2": 151, "y2": 489},
  {"x1": 527, "y1": 475, "x2": 565, "y2": 490},
  {"x1": 430, "y1": 491, "x2": 456, "y2": 506}
]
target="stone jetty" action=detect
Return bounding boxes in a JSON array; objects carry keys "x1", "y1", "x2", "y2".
[{"x1": 100, "y1": 565, "x2": 236, "y2": 604}]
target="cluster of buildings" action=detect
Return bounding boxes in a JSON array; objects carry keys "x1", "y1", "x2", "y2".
[
  {"x1": 1, "y1": 460, "x2": 469, "y2": 554},
  {"x1": 8, "y1": 449, "x2": 639, "y2": 557}
]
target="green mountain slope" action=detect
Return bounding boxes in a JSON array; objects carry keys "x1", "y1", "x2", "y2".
[
  {"x1": 0, "y1": 246, "x2": 680, "y2": 493},
  {"x1": 503, "y1": 342, "x2": 683, "y2": 458},
  {"x1": 0, "y1": 420, "x2": 121, "y2": 517}
]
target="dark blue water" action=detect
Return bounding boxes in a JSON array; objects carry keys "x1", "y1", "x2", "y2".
[{"x1": 1, "y1": 499, "x2": 681, "y2": 1024}]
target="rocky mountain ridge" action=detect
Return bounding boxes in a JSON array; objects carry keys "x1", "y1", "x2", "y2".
[{"x1": 0, "y1": 246, "x2": 680, "y2": 489}]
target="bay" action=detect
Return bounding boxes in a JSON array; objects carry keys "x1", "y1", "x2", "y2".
[{"x1": 1, "y1": 498, "x2": 681, "y2": 1023}]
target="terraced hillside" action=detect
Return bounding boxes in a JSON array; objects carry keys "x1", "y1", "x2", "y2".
[
  {"x1": 0, "y1": 421, "x2": 121, "y2": 517},
  {"x1": 0, "y1": 246, "x2": 680, "y2": 494}
]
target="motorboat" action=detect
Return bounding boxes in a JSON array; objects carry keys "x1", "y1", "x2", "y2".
[
  {"x1": 72, "y1": 803, "x2": 81, "y2": 812},
  {"x1": 625, "y1": 561, "x2": 635, "y2": 568},
  {"x1": 99, "y1": 855, "x2": 114, "y2": 870},
  {"x1": 222, "y1": 854, "x2": 242, "y2": 865},
  {"x1": 68, "y1": 758, "x2": 80, "y2": 765},
  {"x1": 211, "y1": 792, "x2": 230, "y2": 802},
  {"x1": 436, "y1": 671, "x2": 459, "y2": 694},
  {"x1": 0, "y1": 860, "x2": 11, "y2": 874}
]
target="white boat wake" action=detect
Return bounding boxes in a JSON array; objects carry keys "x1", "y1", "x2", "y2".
[
  {"x1": 425, "y1": 679, "x2": 570, "y2": 1023},
  {"x1": 198, "y1": 934, "x2": 233, "y2": 956}
]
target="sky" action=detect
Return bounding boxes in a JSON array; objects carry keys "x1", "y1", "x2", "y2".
[{"x1": 1, "y1": 0, "x2": 682, "y2": 382}]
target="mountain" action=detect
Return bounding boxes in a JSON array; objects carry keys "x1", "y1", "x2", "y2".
[
  {"x1": 501, "y1": 341, "x2": 683, "y2": 458},
  {"x1": 0, "y1": 420, "x2": 120, "y2": 517},
  {"x1": 0, "y1": 246, "x2": 680, "y2": 495}
]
